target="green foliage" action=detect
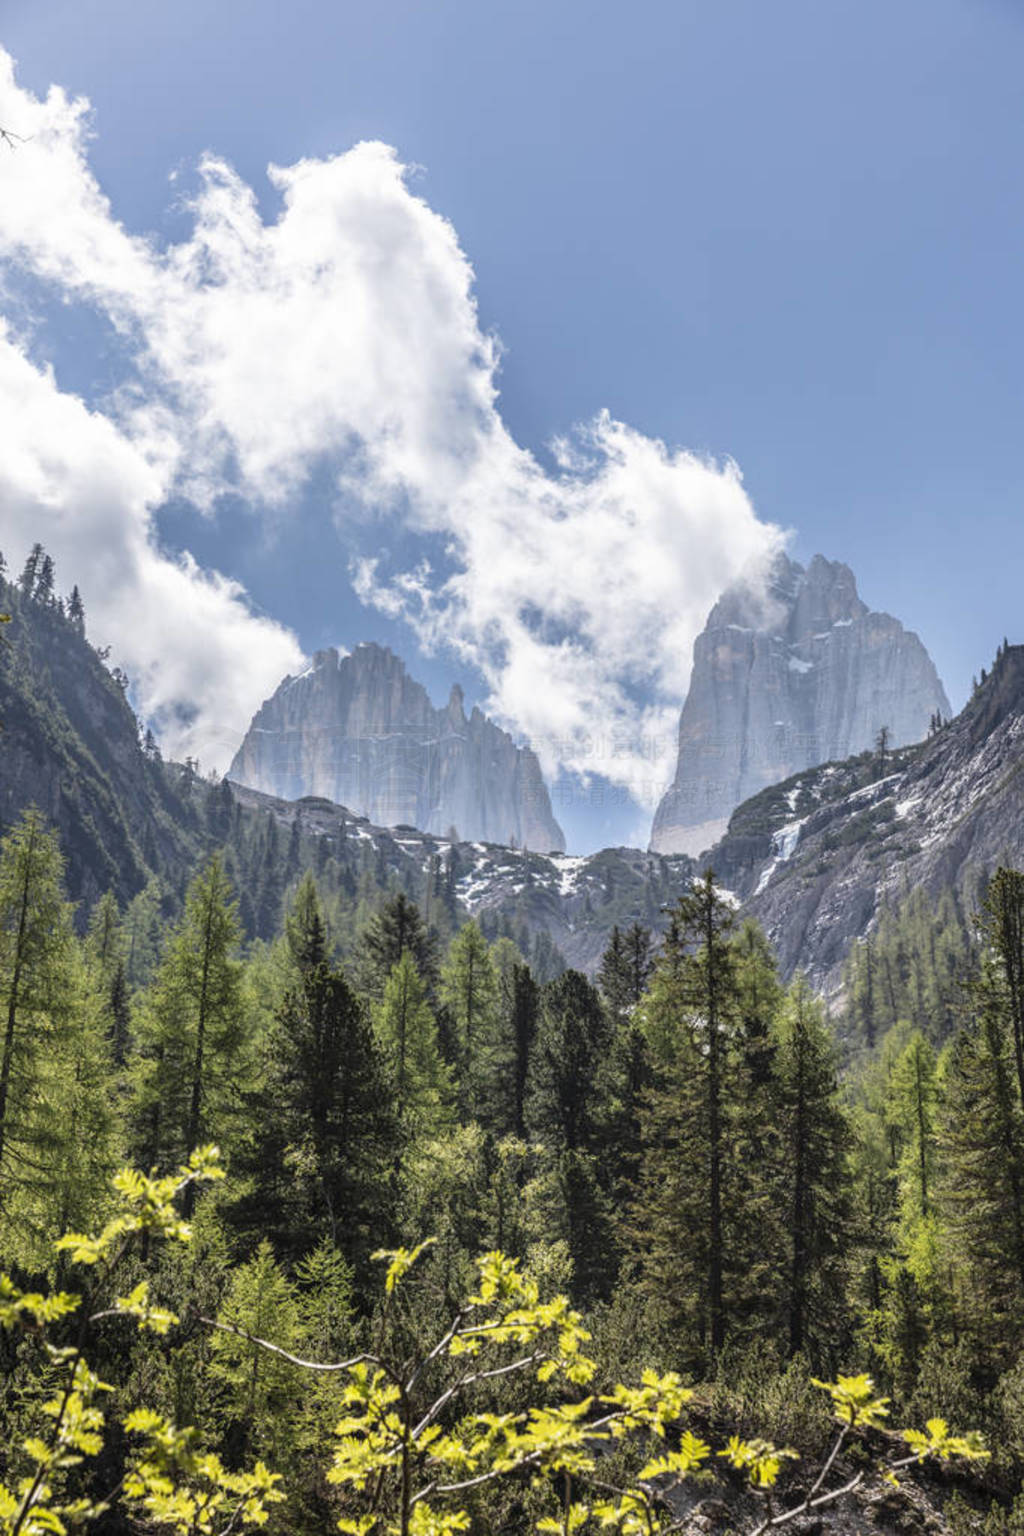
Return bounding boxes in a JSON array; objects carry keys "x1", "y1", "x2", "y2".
[{"x1": 131, "y1": 857, "x2": 252, "y2": 1175}]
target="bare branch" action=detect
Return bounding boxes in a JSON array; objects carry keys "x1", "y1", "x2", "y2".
[{"x1": 199, "y1": 1316, "x2": 379, "y2": 1374}]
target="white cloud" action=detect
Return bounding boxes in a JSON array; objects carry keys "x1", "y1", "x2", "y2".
[
  {"x1": 0, "y1": 47, "x2": 784, "y2": 805},
  {"x1": 0, "y1": 324, "x2": 304, "y2": 764}
]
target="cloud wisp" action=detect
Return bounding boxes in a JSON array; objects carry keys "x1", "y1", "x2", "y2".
[{"x1": 0, "y1": 49, "x2": 784, "y2": 800}]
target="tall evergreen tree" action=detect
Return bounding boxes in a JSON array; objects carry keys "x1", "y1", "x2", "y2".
[
  {"x1": 362, "y1": 892, "x2": 438, "y2": 997},
  {"x1": 257, "y1": 957, "x2": 398, "y2": 1265},
  {"x1": 67, "y1": 583, "x2": 85, "y2": 633},
  {"x1": 598, "y1": 923, "x2": 653, "y2": 1024},
  {"x1": 374, "y1": 951, "x2": 451, "y2": 1135},
  {"x1": 18, "y1": 542, "x2": 43, "y2": 596},
  {"x1": 526, "y1": 969, "x2": 611, "y2": 1155},
  {"x1": 627, "y1": 871, "x2": 757, "y2": 1366},
  {"x1": 978, "y1": 867, "x2": 1024, "y2": 1112},
  {"x1": 132, "y1": 857, "x2": 250, "y2": 1196},
  {"x1": 887, "y1": 1031, "x2": 939, "y2": 1224},
  {"x1": 285, "y1": 872, "x2": 329, "y2": 975},
  {"x1": 941, "y1": 980, "x2": 1024, "y2": 1351},
  {"x1": 0, "y1": 810, "x2": 75, "y2": 1209},
  {"x1": 771, "y1": 975, "x2": 853, "y2": 1359},
  {"x1": 440, "y1": 920, "x2": 500, "y2": 1115}
]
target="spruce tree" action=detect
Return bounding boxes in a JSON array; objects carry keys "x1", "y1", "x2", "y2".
[
  {"x1": 978, "y1": 867, "x2": 1024, "y2": 1112},
  {"x1": 18, "y1": 542, "x2": 43, "y2": 596},
  {"x1": 259, "y1": 958, "x2": 398, "y2": 1265},
  {"x1": 508, "y1": 961, "x2": 539, "y2": 1137},
  {"x1": 598, "y1": 923, "x2": 653, "y2": 1025},
  {"x1": 67, "y1": 584, "x2": 85, "y2": 633},
  {"x1": 627, "y1": 871, "x2": 754, "y2": 1366},
  {"x1": 526, "y1": 969, "x2": 610, "y2": 1155},
  {"x1": 362, "y1": 891, "x2": 438, "y2": 996},
  {"x1": 36, "y1": 553, "x2": 55, "y2": 605},
  {"x1": 942, "y1": 982, "x2": 1024, "y2": 1351},
  {"x1": 771, "y1": 975, "x2": 853, "y2": 1359}
]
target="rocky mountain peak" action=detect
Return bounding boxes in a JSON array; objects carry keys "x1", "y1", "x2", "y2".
[
  {"x1": 649, "y1": 552, "x2": 950, "y2": 857},
  {"x1": 228, "y1": 643, "x2": 565, "y2": 851}
]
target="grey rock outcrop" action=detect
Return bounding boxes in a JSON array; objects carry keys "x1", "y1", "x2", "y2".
[
  {"x1": 702, "y1": 642, "x2": 1024, "y2": 998},
  {"x1": 228, "y1": 643, "x2": 565, "y2": 851},
  {"x1": 649, "y1": 554, "x2": 950, "y2": 856}
]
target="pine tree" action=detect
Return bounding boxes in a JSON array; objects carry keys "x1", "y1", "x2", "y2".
[
  {"x1": 734, "y1": 918, "x2": 783, "y2": 1086},
  {"x1": 132, "y1": 857, "x2": 250, "y2": 1195},
  {"x1": 206, "y1": 777, "x2": 234, "y2": 841}
]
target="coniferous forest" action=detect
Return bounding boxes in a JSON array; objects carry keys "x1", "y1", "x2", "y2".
[{"x1": 2, "y1": 554, "x2": 1023, "y2": 1536}]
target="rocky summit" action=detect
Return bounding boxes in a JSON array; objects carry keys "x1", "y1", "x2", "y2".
[
  {"x1": 649, "y1": 552, "x2": 950, "y2": 856},
  {"x1": 706, "y1": 642, "x2": 1024, "y2": 997},
  {"x1": 228, "y1": 642, "x2": 565, "y2": 851}
]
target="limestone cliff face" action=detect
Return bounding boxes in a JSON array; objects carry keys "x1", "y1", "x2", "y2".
[
  {"x1": 649, "y1": 554, "x2": 950, "y2": 856},
  {"x1": 228, "y1": 644, "x2": 565, "y2": 851}
]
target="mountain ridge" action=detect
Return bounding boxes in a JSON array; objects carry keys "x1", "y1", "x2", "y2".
[
  {"x1": 650, "y1": 552, "x2": 950, "y2": 856},
  {"x1": 229, "y1": 642, "x2": 566, "y2": 852}
]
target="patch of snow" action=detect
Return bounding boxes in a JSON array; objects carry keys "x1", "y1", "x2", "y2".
[
  {"x1": 895, "y1": 796, "x2": 922, "y2": 820},
  {"x1": 776, "y1": 818, "x2": 804, "y2": 861},
  {"x1": 833, "y1": 618, "x2": 853, "y2": 628},
  {"x1": 754, "y1": 816, "x2": 806, "y2": 896},
  {"x1": 726, "y1": 624, "x2": 754, "y2": 632},
  {"x1": 548, "y1": 853, "x2": 590, "y2": 896},
  {"x1": 788, "y1": 656, "x2": 813, "y2": 674},
  {"x1": 785, "y1": 787, "x2": 801, "y2": 811}
]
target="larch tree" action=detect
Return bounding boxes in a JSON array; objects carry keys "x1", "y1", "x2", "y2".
[
  {"x1": 0, "y1": 809, "x2": 76, "y2": 1212},
  {"x1": 131, "y1": 856, "x2": 250, "y2": 1197},
  {"x1": 374, "y1": 950, "x2": 451, "y2": 1135},
  {"x1": 440, "y1": 919, "x2": 500, "y2": 1114}
]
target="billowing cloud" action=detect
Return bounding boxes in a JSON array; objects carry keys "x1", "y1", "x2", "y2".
[
  {"x1": 0, "y1": 325, "x2": 304, "y2": 763},
  {"x1": 0, "y1": 48, "x2": 784, "y2": 803}
]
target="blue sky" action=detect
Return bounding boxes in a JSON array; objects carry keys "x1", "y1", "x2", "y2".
[{"x1": 1, "y1": 0, "x2": 1022, "y2": 851}]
